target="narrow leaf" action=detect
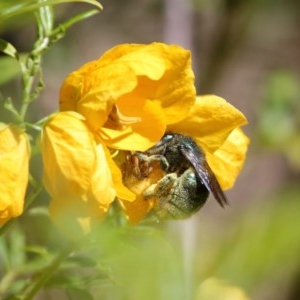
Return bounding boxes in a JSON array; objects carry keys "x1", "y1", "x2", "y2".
[
  {"x1": 0, "y1": 0, "x2": 103, "y2": 22},
  {"x1": 0, "y1": 39, "x2": 18, "y2": 58},
  {"x1": 56, "y1": 9, "x2": 99, "y2": 31}
]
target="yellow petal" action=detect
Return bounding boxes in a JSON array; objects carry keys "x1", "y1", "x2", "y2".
[
  {"x1": 88, "y1": 143, "x2": 117, "y2": 207},
  {"x1": 0, "y1": 124, "x2": 30, "y2": 224},
  {"x1": 60, "y1": 63, "x2": 138, "y2": 131},
  {"x1": 125, "y1": 43, "x2": 195, "y2": 125},
  {"x1": 41, "y1": 111, "x2": 96, "y2": 198},
  {"x1": 169, "y1": 95, "x2": 247, "y2": 152},
  {"x1": 119, "y1": 194, "x2": 153, "y2": 225},
  {"x1": 206, "y1": 128, "x2": 250, "y2": 190},
  {"x1": 91, "y1": 142, "x2": 136, "y2": 202},
  {"x1": 99, "y1": 43, "x2": 167, "y2": 80},
  {"x1": 77, "y1": 64, "x2": 139, "y2": 131},
  {"x1": 59, "y1": 70, "x2": 82, "y2": 111},
  {"x1": 60, "y1": 57, "x2": 135, "y2": 111}
]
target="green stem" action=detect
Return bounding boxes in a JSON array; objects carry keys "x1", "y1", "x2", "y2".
[
  {"x1": 19, "y1": 48, "x2": 44, "y2": 121},
  {"x1": 22, "y1": 242, "x2": 76, "y2": 300},
  {"x1": 19, "y1": 76, "x2": 33, "y2": 120},
  {"x1": 19, "y1": 6, "x2": 51, "y2": 121}
]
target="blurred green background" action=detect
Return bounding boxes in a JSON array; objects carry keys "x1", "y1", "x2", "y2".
[{"x1": 1, "y1": 0, "x2": 300, "y2": 299}]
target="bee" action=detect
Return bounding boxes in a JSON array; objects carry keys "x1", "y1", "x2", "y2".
[{"x1": 122, "y1": 133, "x2": 228, "y2": 220}]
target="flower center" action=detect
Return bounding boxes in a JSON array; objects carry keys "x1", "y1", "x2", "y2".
[{"x1": 105, "y1": 105, "x2": 141, "y2": 130}]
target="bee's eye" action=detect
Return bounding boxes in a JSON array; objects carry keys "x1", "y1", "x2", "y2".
[
  {"x1": 162, "y1": 134, "x2": 173, "y2": 142},
  {"x1": 154, "y1": 134, "x2": 174, "y2": 147}
]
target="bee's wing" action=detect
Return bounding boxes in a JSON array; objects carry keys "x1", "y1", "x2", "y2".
[{"x1": 180, "y1": 147, "x2": 228, "y2": 207}]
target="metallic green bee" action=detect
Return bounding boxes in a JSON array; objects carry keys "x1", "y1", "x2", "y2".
[{"x1": 123, "y1": 133, "x2": 228, "y2": 220}]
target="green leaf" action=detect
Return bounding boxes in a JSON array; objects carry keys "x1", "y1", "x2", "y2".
[
  {"x1": 0, "y1": 0, "x2": 103, "y2": 22},
  {"x1": 0, "y1": 39, "x2": 18, "y2": 58},
  {"x1": 55, "y1": 8, "x2": 100, "y2": 31},
  {"x1": 3, "y1": 97, "x2": 21, "y2": 121},
  {"x1": 25, "y1": 245, "x2": 50, "y2": 257},
  {"x1": 37, "y1": 5, "x2": 54, "y2": 35}
]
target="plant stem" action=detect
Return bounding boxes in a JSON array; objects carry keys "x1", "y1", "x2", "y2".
[
  {"x1": 19, "y1": 45, "x2": 44, "y2": 121},
  {"x1": 22, "y1": 242, "x2": 76, "y2": 300}
]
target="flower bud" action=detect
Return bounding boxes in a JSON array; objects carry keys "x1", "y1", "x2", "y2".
[{"x1": 0, "y1": 124, "x2": 30, "y2": 225}]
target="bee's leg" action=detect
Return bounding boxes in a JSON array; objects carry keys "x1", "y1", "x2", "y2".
[
  {"x1": 143, "y1": 173, "x2": 177, "y2": 220},
  {"x1": 147, "y1": 154, "x2": 169, "y2": 171},
  {"x1": 147, "y1": 169, "x2": 207, "y2": 220},
  {"x1": 143, "y1": 173, "x2": 177, "y2": 199},
  {"x1": 125, "y1": 152, "x2": 146, "y2": 179},
  {"x1": 135, "y1": 153, "x2": 169, "y2": 169},
  {"x1": 133, "y1": 153, "x2": 169, "y2": 176}
]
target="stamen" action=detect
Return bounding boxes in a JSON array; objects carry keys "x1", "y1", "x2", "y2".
[
  {"x1": 110, "y1": 149, "x2": 119, "y2": 158},
  {"x1": 106, "y1": 105, "x2": 141, "y2": 130}
]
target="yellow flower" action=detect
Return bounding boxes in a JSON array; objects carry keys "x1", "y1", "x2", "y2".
[
  {"x1": 0, "y1": 124, "x2": 30, "y2": 225},
  {"x1": 59, "y1": 42, "x2": 195, "y2": 151},
  {"x1": 43, "y1": 43, "x2": 196, "y2": 234},
  {"x1": 42, "y1": 42, "x2": 249, "y2": 230},
  {"x1": 121, "y1": 95, "x2": 249, "y2": 223}
]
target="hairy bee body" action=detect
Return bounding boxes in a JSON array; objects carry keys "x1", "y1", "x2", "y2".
[
  {"x1": 122, "y1": 133, "x2": 228, "y2": 220},
  {"x1": 143, "y1": 168, "x2": 209, "y2": 219}
]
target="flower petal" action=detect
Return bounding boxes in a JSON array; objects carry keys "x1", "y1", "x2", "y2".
[
  {"x1": 206, "y1": 128, "x2": 250, "y2": 190},
  {"x1": 99, "y1": 43, "x2": 167, "y2": 80},
  {"x1": 96, "y1": 143, "x2": 136, "y2": 202},
  {"x1": 0, "y1": 124, "x2": 30, "y2": 224},
  {"x1": 42, "y1": 111, "x2": 96, "y2": 198},
  {"x1": 128, "y1": 43, "x2": 196, "y2": 125},
  {"x1": 88, "y1": 142, "x2": 118, "y2": 207},
  {"x1": 60, "y1": 63, "x2": 138, "y2": 131},
  {"x1": 169, "y1": 95, "x2": 247, "y2": 152},
  {"x1": 119, "y1": 194, "x2": 153, "y2": 225}
]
